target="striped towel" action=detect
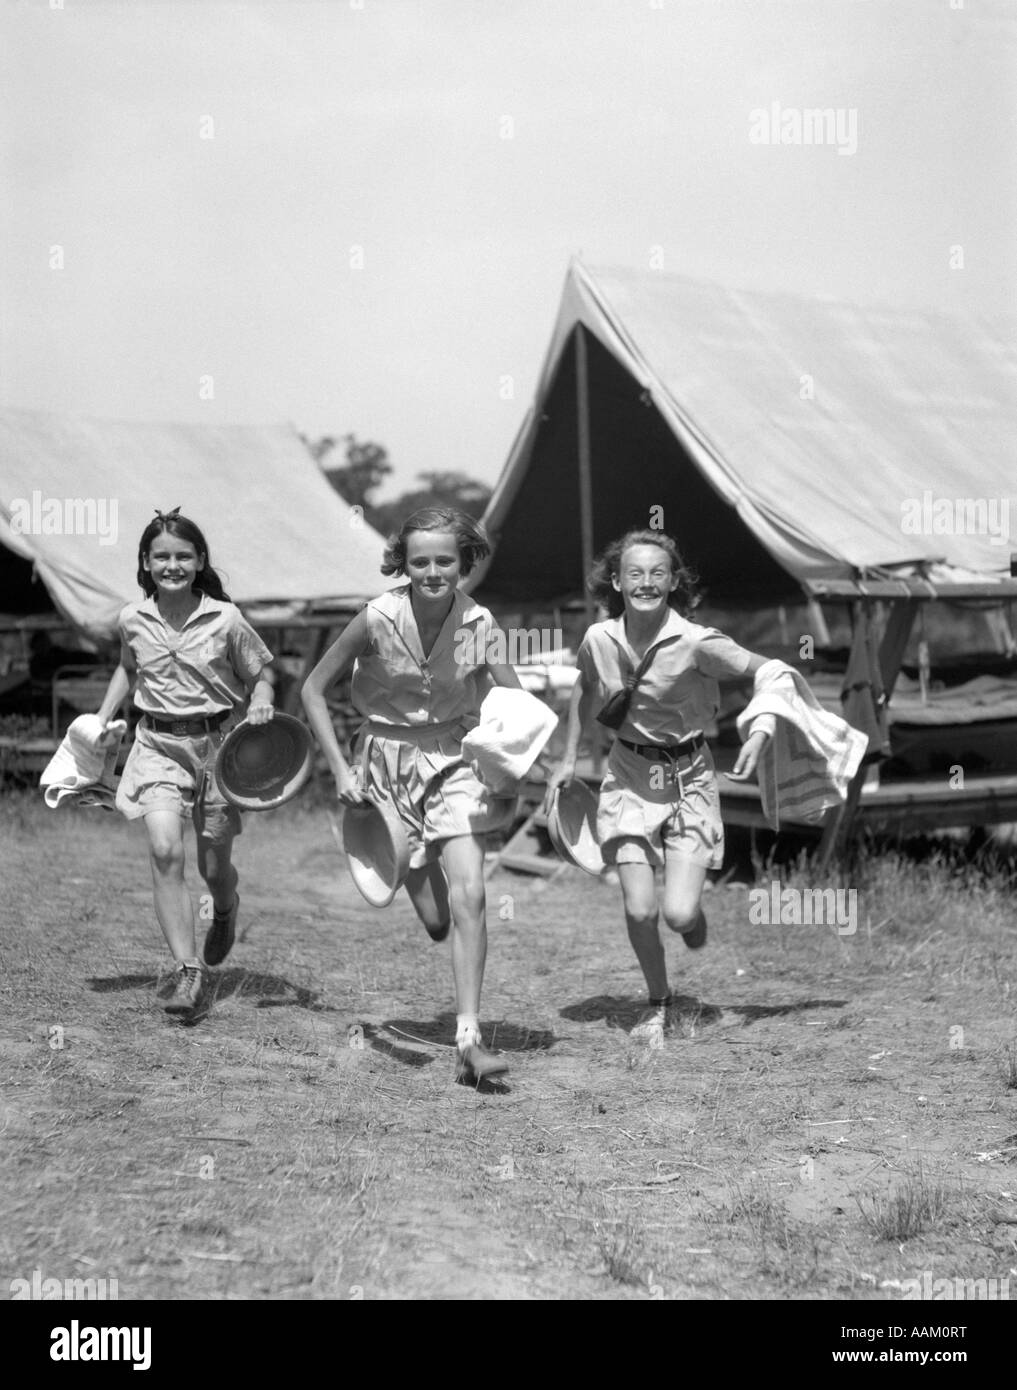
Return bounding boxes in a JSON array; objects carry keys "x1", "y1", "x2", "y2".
[{"x1": 736, "y1": 661, "x2": 868, "y2": 829}]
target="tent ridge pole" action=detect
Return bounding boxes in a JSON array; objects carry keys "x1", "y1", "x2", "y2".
[
  {"x1": 575, "y1": 324, "x2": 601, "y2": 777},
  {"x1": 576, "y1": 325, "x2": 595, "y2": 629}
]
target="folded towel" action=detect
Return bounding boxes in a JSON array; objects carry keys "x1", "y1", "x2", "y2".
[
  {"x1": 460, "y1": 688, "x2": 559, "y2": 794},
  {"x1": 56, "y1": 784, "x2": 120, "y2": 812},
  {"x1": 737, "y1": 661, "x2": 868, "y2": 829},
  {"x1": 515, "y1": 664, "x2": 581, "y2": 696},
  {"x1": 40, "y1": 714, "x2": 127, "y2": 810}
]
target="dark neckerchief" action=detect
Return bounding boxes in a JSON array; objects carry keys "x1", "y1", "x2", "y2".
[{"x1": 596, "y1": 625, "x2": 681, "y2": 730}]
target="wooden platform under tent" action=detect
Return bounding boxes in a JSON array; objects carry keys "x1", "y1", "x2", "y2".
[{"x1": 7, "y1": 594, "x2": 1017, "y2": 879}]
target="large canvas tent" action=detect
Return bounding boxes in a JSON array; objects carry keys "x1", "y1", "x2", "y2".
[
  {"x1": 471, "y1": 261, "x2": 1017, "y2": 610},
  {"x1": 0, "y1": 411, "x2": 388, "y2": 640}
]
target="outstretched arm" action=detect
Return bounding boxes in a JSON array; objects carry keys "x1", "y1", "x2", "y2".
[
  {"x1": 728, "y1": 651, "x2": 775, "y2": 780},
  {"x1": 96, "y1": 638, "x2": 135, "y2": 730},
  {"x1": 301, "y1": 609, "x2": 370, "y2": 804},
  {"x1": 486, "y1": 659, "x2": 523, "y2": 691},
  {"x1": 483, "y1": 616, "x2": 523, "y2": 690},
  {"x1": 542, "y1": 673, "x2": 595, "y2": 813}
]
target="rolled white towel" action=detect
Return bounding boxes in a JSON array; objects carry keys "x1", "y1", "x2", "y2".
[
  {"x1": 461, "y1": 687, "x2": 559, "y2": 795},
  {"x1": 40, "y1": 714, "x2": 127, "y2": 809}
]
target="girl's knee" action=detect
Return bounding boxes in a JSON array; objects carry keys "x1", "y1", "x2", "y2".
[
  {"x1": 149, "y1": 838, "x2": 185, "y2": 873},
  {"x1": 449, "y1": 880, "x2": 485, "y2": 924},
  {"x1": 620, "y1": 880, "x2": 658, "y2": 929},
  {"x1": 662, "y1": 902, "x2": 700, "y2": 934},
  {"x1": 624, "y1": 903, "x2": 659, "y2": 933}
]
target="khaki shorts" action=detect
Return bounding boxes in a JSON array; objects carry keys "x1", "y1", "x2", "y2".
[
  {"x1": 598, "y1": 738, "x2": 724, "y2": 871},
  {"x1": 360, "y1": 726, "x2": 516, "y2": 870},
  {"x1": 115, "y1": 719, "x2": 242, "y2": 845}
]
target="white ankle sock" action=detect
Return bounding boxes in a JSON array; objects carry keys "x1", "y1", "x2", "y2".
[{"x1": 456, "y1": 1014, "x2": 481, "y2": 1049}]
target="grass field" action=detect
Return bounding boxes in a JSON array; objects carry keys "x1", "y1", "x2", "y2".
[{"x1": 2, "y1": 790, "x2": 1016, "y2": 1302}]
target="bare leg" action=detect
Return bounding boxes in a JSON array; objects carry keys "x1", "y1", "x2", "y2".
[
  {"x1": 195, "y1": 832, "x2": 239, "y2": 913},
  {"x1": 661, "y1": 856, "x2": 708, "y2": 945},
  {"x1": 617, "y1": 861, "x2": 668, "y2": 1000},
  {"x1": 439, "y1": 835, "x2": 487, "y2": 1017},
  {"x1": 144, "y1": 811, "x2": 197, "y2": 962},
  {"x1": 439, "y1": 834, "x2": 509, "y2": 1078},
  {"x1": 403, "y1": 861, "x2": 451, "y2": 938}
]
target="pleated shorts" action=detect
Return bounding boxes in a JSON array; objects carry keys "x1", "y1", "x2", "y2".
[
  {"x1": 115, "y1": 719, "x2": 242, "y2": 844},
  {"x1": 359, "y1": 725, "x2": 516, "y2": 870},
  {"x1": 597, "y1": 738, "x2": 724, "y2": 871}
]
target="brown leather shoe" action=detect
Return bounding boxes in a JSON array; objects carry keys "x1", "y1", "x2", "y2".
[{"x1": 164, "y1": 961, "x2": 204, "y2": 1015}]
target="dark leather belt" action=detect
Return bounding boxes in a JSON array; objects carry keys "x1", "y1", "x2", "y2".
[
  {"x1": 143, "y1": 711, "x2": 229, "y2": 737},
  {"x1": 618, "y1": 731, "x2": 705, "y2": 761}
]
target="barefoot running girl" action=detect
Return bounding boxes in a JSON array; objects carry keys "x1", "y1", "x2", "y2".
[
  {"x1": 96, "y1": 509, "x2": 275, "y2": 1016},
  {"x1": 545, "y1": 529, "x2": 773, "y2": 1041},
  {"x1": 301, "y1": 507, "x2": 523, "y2": 1082}
]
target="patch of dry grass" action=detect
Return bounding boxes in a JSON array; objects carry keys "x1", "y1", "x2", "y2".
[{"x1": 855, "y1": 1161, "x2": 959, "y2": 1244}]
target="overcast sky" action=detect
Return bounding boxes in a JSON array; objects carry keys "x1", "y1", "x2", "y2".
[{"x1": 3, "y1": 0, "x2": 1014, "y2": 500}]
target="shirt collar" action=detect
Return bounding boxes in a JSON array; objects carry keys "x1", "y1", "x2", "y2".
[
  {"x1": 378, "y1": 585, "x2": 485, "y2": 628},
  {"x1": 605, "y1": 606, "x2": 686, "y2": 659},
  {"x1": 379, "y1": 584, "x2": 484, "y2": 665},
  {"x1": 450, "y1": 587, "x2": 486, "y2": 628},
  {"x1": 139, "y1": 591, "x2": 217, "y2": 629}
]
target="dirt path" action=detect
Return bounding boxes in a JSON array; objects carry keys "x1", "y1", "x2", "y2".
[{"x1": 2, "y1": 798, "x2": 1016, "y2": 1300}]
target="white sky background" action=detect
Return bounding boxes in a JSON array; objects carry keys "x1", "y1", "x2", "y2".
[{"x1": 2, "y1": 0, "x2": 1014, "y2": 500}]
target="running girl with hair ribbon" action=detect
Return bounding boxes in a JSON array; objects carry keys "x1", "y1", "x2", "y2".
[{"x1": 96, "y1": 509, "x2": 275, "y2": 1017}]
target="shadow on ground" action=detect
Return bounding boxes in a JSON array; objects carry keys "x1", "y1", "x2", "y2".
[
  {"x1": 86, "y1": 968, "x2": 333, "y2": 1013},
  {"x1": 560, "y1": 993, "x2": 848, "y2": 1030},
  {"x1": 384, "y1": 1013, "x2": 557, "y2": 1053},
  {"x1": 354, "y1": 1014, "x2": 558, "y2": 1093}
]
